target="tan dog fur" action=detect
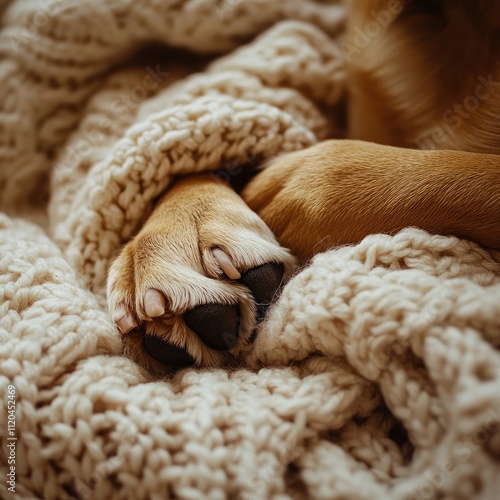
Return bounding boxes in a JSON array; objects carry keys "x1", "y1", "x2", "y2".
[{"x1": 108, "y1": 0, "x2": 500, "y2": 373}]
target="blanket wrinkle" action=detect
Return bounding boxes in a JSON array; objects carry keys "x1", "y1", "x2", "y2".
[{"x1": 1, "y1": 1, "x2": 500, "y2": 499}]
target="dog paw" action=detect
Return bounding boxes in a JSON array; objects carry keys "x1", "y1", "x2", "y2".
[{"x1": 107, "y1": 174, "x2": 295, "y2": 374}]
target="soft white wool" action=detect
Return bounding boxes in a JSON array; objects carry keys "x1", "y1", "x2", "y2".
[{"x1": 1, "y1": 1, "x2": 500, "y2": 499}]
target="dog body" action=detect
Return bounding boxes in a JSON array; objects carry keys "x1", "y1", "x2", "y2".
[
  {"x1": 108, "y1": 0, "x2": 500, "y2": 373},
  {"x1": 347, "y1": 0, "x2": 500, "y2": 153}
]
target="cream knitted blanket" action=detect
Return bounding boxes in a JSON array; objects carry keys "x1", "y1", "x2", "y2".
[{"x1": 1, "y1": 1, "x2": 500, "y2": 499}]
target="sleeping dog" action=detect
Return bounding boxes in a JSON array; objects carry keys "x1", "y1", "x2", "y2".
[{"x1": 107, "y1": 0, "x2": 500, "y2": 374}]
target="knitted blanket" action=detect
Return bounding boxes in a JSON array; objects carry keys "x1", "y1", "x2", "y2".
[{"x1": 1, "y1": 1, "x2": 500, "y2": 499}]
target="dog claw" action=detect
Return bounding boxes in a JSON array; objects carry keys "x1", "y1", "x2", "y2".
[
  {"x1": 212, "y1": 248, "x2": 241, "y2": 279},
  {"x1": 115, "y1": 303, "x2": 138, "y2": 334},
  {"x1": 144, "y1": 289, "x2": 165, "y2": 318}
]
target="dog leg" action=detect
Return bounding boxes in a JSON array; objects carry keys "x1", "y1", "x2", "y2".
[{"x1": 242, "y1": 140, "x2": 500, "y2": 262}]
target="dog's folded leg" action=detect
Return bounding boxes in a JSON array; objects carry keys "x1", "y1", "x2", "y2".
[
  {"x1": 107, "y1": 174, "x2": 295, "y2": 375},
  {"x1": 242, "y1": 140, "x2": 500, "y2": 263}
]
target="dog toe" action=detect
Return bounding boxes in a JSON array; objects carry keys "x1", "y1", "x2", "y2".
[
  {"x1": 240, "y1": 262, "x2": 285, "y2": 322},
  {"x1": 143, "y1": 334, "x2": 195, "y2": 367},
  {"x1": 184, "y1": 303, "x2": 240, "y2": 351}
]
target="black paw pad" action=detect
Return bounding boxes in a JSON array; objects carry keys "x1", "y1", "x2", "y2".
[
  {"x1": 240, "y1": 263, "x2": 284, "y2": 322},
  {"x1": 143, "y1": 334, "x2": 195, "y2": 367},
  {"x1": 184, "y1": 303, "x2": 240, "y2": 350}
]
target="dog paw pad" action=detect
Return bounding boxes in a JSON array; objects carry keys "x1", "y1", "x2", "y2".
[
  {"x1": 143, "y1": 334, "x2": 195, "y2": 367},
  {"x1": 184, "y1": 303, "x2": 240, "y2": 350},
  {"x1": 240, "y1": 263, "x2": 285, "y2": 321}
]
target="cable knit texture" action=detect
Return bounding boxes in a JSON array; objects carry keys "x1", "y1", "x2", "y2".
[{"x1": 1, "y1": 1, "x2": 500, "y2": 499}]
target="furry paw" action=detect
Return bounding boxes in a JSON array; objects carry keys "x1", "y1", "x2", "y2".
[{"x1": 107, "y1": 175, "x2": 295, "y2": 374}]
